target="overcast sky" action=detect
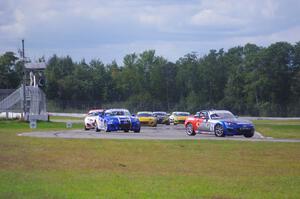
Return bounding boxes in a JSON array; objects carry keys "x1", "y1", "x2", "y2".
[{"x1": 1, "y1": 0, "x2": 300, "y2": 64}]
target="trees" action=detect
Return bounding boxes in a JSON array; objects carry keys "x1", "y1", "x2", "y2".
[
  {"x1": 1, "y1": 41, "x2": 300, "y2": 116},
  {"x1": 45, "y1": 55, "x2": 75, "y2": 100},
  {"x1": 0, "y1": 52, "x2": 23, "y2": 89}
]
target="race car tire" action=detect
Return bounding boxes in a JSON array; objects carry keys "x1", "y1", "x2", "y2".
[
  {"x1": 84, "y1": 125, "x2": 89, "y2": 131},
  {"x1": 134, "y1": 128, "x2": 140, "y2": 133},
  {"x1": 104, "y1": 122, "x2": 110, "y2": 132},
  {"x1": 95, "y1": 122, "x2": 100, "y2": 132},
  {"x1": 124, "y1": 129, "x2": 129, "y2": 132},
  {"x1": 244, "y1": 131, "x2": 254, "y2": 138},
  {"x1": 186, "y1": 123, "x2": 196, "y2": 136},
  {"x1": 214, "y1": 124, "x2": 225, "y2": 137}
]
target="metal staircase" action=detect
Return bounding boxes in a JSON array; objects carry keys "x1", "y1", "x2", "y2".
[
  {"x1": 0, "y1": 87, "x2": 23, "y2": 111},
  {"x1": 0, "y1": 85, "x2": 48, "y2": 121}
]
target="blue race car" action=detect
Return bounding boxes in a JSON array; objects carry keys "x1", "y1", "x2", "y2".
[
  {"x1": 185, "y1": 110, "x2": 255, "y2": 137},
  {"x1": 95, "y1": 109, "x2": 140, "y2": 133}
]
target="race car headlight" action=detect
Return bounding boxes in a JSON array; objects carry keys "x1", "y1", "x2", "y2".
[
  {"x1": 85, "y1": 118, "x2": 93, "y2": 122},
  {"x1": 224, "y1": 122, "x2": 235, "y2": 127},
  {"x1": 131, "y1": 117, "x2": 140, "y2": 123}
]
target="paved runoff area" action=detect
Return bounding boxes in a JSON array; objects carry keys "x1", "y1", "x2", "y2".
[{"x1": 19, "y1": 124, "x2": 300, "y2": 143}]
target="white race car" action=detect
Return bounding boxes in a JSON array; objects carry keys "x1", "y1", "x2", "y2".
[{"x1": 84, "y1": 109, "x2": 104, "y2": 130}]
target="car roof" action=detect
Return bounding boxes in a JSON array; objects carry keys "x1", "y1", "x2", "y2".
[
  {"x1": 209, "y1": 110, "x2": 232, "y2": 114},
  {"x1": 137, "y1": 111, "x2": 153, "y2": 114},
  {"x1": 88, "y1": 109, "x2": 104, "y2": 113},
  {"x1": 172, "y1": 111, "x2": 190, "y2": 114},
  {"x1": 199, "y1": 110, "x2": 232, "y2": 114},
  {"x1": 153, "y1": 111, "x2": 167, "y2": 113},
  {"x1": 105, "y1": 108, "x2": 129, "y2": 112}
]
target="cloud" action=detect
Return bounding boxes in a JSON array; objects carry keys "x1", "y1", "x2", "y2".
[
  {"x1": 229, "y1": 26, "x2": 300, "y2": 46},
  {"x1": 190, "y1": 9, "x2": 244, "y2": 27},
  {"x1": 0, "y1": 0, "x2": 299, "y2": 63}
]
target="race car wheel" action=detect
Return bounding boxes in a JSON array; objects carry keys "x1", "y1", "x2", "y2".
[
  {"x1": 124, "y1": 129, "x2": 129, "y2": 132},
  {"x1": 95, "y1": 122, "x2": 100, "y2": 132},
  {"x1": 134, "y1": 128, "x2": 140, "y2": 133},
  {"x1": 104, "y1": 122, "x2": 110, "y2": 132},
  {"x1": 244, "y1": 131, "x2": 254, "y2": 138},
  {"x1": 214, "y1": 124, "x2": 225, "y2": 137},
  {"x1": 84, "y1": 125, "x2": 89, "y2": 130},
  {"x1": 186, "y1": 123, "x2": 196, "y2": 136}
]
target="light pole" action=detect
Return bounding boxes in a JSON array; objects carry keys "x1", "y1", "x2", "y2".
[{"x1": 22, "y1": 39, "x2": 27, "y2": 120}]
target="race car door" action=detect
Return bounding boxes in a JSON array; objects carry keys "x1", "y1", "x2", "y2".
[
  {"x1": 198, "y1": 111, "x2": 210, "y2": 132},
  {"x1": 99, "y1": 112, "x2": 109, "y2": 129}
]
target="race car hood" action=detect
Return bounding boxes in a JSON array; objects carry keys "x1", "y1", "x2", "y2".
[
  {"x1": 109, "y1": 115, "x2": 131, "y2": 120},
  {"x1": 175, "y1": 116, "x2": 188, "y2": 120},
  {"x1": 156, "y1": 115, "x2": 167, "y2": 119},
  {"x1": 219, "y1": 118, "x2": 253, "y2": 125},
  {"x1": 85, "y1": 115, "x2": 97, "y2": 120},
  {"x1": 138, "y1": 117, "x2": 156, "y2": 122}
]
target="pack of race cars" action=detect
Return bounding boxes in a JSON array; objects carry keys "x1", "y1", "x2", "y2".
[{"x1": 84, "y1": 109, "x2": 255, "y2": 138}]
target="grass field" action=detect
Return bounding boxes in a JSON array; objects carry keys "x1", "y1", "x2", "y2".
[
  {"x1": 253, "y1": 120, "x2": 300, "y2": 139},
  {"x1": 49, "y1": 115, "x2": 84, "y2": 121},
  {"x1": 0, "y1": 120, "x2": 299, "y2": 198}
]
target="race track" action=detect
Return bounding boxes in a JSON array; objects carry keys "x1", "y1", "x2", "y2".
[{"x1": 19, "y1": 124, "x2": 300, "y2": 143}]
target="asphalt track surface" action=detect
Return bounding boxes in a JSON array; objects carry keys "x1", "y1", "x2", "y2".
[{"x1": 19, "y1": 124, "x2": 300, "y2": 143}]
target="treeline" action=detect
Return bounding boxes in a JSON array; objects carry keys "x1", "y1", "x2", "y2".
[
  {"x1": 1, "y1": 42, "x2": 300, "y2": 116},
  {"x1": 0, "y1": 52, "x2": 24, "y2": 89}
]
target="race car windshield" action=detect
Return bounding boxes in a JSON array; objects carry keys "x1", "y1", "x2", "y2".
[
  {"x1": 110, "y1": 111, "x2": 131, "y2": 116},
  {"x1": 175, "y1": 112, "x2": 189, "y2": 116},
  {"x1": 88, "y1": 111, "x2": 102, "y2": 116},
  {"x1": 138, "y1": 113, "x2": 153, "y2": 117},
  {"x1": 154, "y1": 112, "x2": 166, "y2": 116},
  {"x1": 210, "y1": 112, "x2": 235, "y2": 119}
]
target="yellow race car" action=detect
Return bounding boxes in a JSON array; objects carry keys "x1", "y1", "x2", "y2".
[
  {"x1": 169, "y1": 112, "x2": 190, "y2": 125},
  {"x1": 137, "y1": 112, "x2": 157, "y2": 127}
]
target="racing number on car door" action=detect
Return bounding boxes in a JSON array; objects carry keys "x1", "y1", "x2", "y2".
[{"x1": 198, "y1": 112, "x2": 210, "y2": 131}]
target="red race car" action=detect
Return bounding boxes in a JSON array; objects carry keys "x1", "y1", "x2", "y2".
[{"x1": 184, "y1": 110, "x2": 255, "y2": 137}]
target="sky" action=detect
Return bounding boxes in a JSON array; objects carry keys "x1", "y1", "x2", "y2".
[{"x1": 1, "y1": 0, "x2": 300, "y2": 64}]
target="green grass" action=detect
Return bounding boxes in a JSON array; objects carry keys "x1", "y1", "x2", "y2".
[
  {"x1": 0, "y1": 120, "x2": 83, "y2": 132},
  {"x1": 0, "y1": 120, "x2": 299, "y2": 198},
  {"x1": 49, "y1": 115, "x2": 84, "y2": 122},
  {"x1": 253, "y1": 120, "x2": 300, "y2": 139}
]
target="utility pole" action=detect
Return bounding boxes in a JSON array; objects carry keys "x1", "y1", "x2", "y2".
[
  {"x1": 22, "y1": 39, "x2": 27, "y2": 120},
  {"x1": 22, "y1": 39, "x2": 25, "y2": 58}
]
